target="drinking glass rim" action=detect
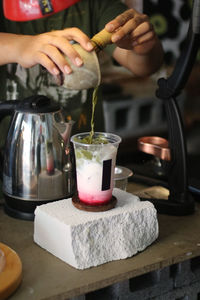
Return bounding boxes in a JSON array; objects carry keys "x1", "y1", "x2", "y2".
[{"x1": 71, "y1": 132, "x2": 122, "y2": 146}]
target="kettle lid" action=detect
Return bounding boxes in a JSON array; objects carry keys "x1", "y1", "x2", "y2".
[{"x1": 17, "y1": 95, "x2": 60, "y2": 113}]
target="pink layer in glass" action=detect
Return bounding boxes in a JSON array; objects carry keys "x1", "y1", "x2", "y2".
[{"x1": 78, "y1": 190, "x2": 112, "y2": 205}]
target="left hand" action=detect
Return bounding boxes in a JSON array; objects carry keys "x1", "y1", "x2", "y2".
[{"x1": 105, "y1": 8, "x2": 157, "y2": 56}]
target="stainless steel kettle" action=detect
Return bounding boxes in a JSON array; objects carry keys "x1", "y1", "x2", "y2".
[{"x1": 0, "y1": 95, "x2": 75, "y2": 220}]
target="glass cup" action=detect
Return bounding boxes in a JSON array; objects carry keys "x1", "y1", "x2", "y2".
[
  {"x1": 114, "y1": 166, "x2": 133, "y2": 191},
  {"x1": 71, "y1": 132, "x2": 121, "y2": 205}
]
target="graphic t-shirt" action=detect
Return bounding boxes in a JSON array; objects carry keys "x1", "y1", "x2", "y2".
[{"x1": 0, "y1": 0, "x2": 127, "y2": 134}]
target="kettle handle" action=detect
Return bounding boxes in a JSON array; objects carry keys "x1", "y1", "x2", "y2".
[
  {"x1": 0, "y1": 100, "x2": 20, "y2": 180},
  {"x1": 0, "y1": 100, "x2": 20, "y2": 121}
]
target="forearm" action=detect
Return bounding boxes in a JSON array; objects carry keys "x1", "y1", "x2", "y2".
[
  {"x1": 113, "y1": 37, "x2": 164, "y2": 77},
  {"x1": 0, "y1": 33, "x2": 23, "y2": 65},
  {"x1": 0, "y1": 29, "x2": 94, "y2": 75}
]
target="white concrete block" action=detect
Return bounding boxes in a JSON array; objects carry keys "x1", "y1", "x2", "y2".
[{"x1": 34, "y1": 188, "x2": 159, "y2": 270}]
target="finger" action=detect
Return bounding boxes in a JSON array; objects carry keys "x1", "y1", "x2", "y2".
[
  {"x1": 35, "y1": 52, "x2": 61, "y2": 75},
  {"x1": 44, "y1": 37, "x2": 84, "y2": 69},
  {"x1": 132, "y1": 22, "x2": 154, "y2": 39},
  {"x1": 54, "y1": 28, "x2": 93, "y2": 51},
  {"x1": 41, "y1": 43, "x2": 77, "y2": 74},
  {"x1": 111, "y1": 15, "x2": 147, "y2": 43},
  {"x1": 105, "y1": 9, "x2": 137, "y2": 32},
  {"x1": 133, "y1": 31, "x2": 155, "y2": 47}
]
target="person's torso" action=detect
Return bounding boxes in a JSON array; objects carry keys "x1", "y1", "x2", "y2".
[{"x1": 0, "y1": 0, "x2": 127, "y2": 133}]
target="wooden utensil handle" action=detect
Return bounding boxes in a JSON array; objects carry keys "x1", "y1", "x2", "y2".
[{"x1": 91, "y1": 29, "x2": 113, "y2": 53}]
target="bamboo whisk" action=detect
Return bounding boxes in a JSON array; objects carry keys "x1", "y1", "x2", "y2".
[{"x1": 91, "y1": 29, "x2": 113, "y2": 53}]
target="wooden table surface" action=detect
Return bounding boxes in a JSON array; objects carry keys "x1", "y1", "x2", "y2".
[{"x1": 1, "y1": 183, "x2": 200, "y2": 300}]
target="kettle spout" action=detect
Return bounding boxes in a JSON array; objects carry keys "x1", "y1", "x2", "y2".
[{"x1": 55, "y1": 120, "x2": 74, "y2": 146}]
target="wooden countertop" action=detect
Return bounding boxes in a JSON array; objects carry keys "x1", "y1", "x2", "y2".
[{"x1": 1, "y1": 183, "x2": 200, "y2": 300}]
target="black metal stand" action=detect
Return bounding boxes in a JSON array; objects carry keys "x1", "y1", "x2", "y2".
[{"x1": 140, "y1": 0, "x2": 200, "y2": 215}]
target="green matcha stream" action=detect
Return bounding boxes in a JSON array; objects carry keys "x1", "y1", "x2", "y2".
[
  {"x1": 76, "y1": 86, "x2": 108, "y2": 145},
  {"x1": 89, "y1": 86, "x2": 98, "y2": 143}
]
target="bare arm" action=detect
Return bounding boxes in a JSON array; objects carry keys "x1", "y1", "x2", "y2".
[
  {"x1": 0, "y1": 9, "x2": 163, "y2": 78},
  {"x1": 105, "y1": 9, "x2": 164, "y2": 77},
  {"x1": 0, "y1": 29, "x2": 94, "y2": 75}
]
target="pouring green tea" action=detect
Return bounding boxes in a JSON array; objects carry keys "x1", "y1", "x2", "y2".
[
  {"x1": 89, "y1": 86, "x2": 98, "y2": 143},
  {"x1": 56, "y1": 29, "x2": 113, "y2": 90},
  {"x1": 68, "y1": 28, "x2": 114, "y2": 144},
  {"x1": 74, "y1": 86, "x2": 109, "y2": 145},
  {"x1": 71, "y1": 86, "x2": 122, "y2": 206}
]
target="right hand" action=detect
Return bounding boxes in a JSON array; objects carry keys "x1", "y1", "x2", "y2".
[
  {"x1": 15, "y1": 28, "x2": 94, "y2": 75},
  {"x1": 105, "y1": 9, "x2": 157, "y2": 56}
]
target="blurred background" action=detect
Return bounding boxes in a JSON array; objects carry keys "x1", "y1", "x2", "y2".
[{"x1": 100, "y1": 0, "x2": 200, "y2": 184}]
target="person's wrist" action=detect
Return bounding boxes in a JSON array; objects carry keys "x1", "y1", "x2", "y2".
[{"x1": 13, "y1": 34, "x2": 31, "y2": 65}]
